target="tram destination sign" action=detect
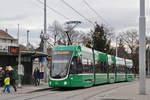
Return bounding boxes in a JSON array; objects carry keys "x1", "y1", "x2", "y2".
[{"x1": 54, "y1": 51, "x2": 73, "y2": 55}]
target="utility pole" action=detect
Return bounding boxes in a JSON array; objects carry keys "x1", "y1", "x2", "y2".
[
  {"x1": 17, "y1": 24, "x2": 19, "y2": 43},
  {"x1": 148, "y1": 46, "x2": 150, "y2": 77},
  {"x1": 139, "y1": 0, "x2": 146, "y2": 95},
  {"x1": 43, "y1": 0, "x2": 48, "y2": 82},
  {"x1": 17, "y1": 24, "x2": 22, "y2": 88}
]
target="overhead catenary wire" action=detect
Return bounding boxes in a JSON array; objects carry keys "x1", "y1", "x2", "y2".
[
  {"x1": 33, "y1": 0, "x2": 45, "y2": 10},
  {"x1": 61, "y1": 0, "x2": 95, "y2": 26},
  {"x1": 36, "y1": 0, "x2": 71, "y2": 20},
  {"x1": 83, "y1": 0, "x2": 112, "y2": 28}
]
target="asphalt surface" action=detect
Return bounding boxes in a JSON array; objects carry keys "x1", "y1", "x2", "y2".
[{"x1": 0, "y1": 79, "x2": 150, "y2": 100}]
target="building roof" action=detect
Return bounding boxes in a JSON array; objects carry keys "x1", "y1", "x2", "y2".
[{"x1": 0, "y1": 30, "x2": 16, "y2": 40}]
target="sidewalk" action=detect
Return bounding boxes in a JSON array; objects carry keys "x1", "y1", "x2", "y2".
[
  {"x1": 97, "y1": 79, "x2": 150, "y2": 100},
  {"x1": 0, "y1": 82, "x2": 50, "y2": 94}
]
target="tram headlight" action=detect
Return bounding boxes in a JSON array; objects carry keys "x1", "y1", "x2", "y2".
[
  {"x1": 49, "y1": 82, "x2": 51, "y2": 85},
  {"x1": 64, "y1": 81, "x2": 67, "y2": 85}
]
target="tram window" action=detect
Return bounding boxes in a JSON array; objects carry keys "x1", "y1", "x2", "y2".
[
  {"x1": 99, "y1": 61, "x2": 107, "y2": 73},
  {"x1": 69, "y1": 58, "x2": 77, "y2": 74},
  {"x1": 126, "y1": 67, "x2": 129, "y2": 74},
  {"x1": 82, "y1": 58, "x2": 92, "y2": 73},
  {"x1": 77, "y1": 56, "x2": 83, "y2": 74},
  {"x1": 131, "y1": 68, "x2": 134, "y2": 74},
  {"x1": 109, "y1": 64, "x2": 115, "y2": 73},
  {"x1": 117, "y1": 65, "x2": 125, "y2": 73},
  {"x1": 126, "y1": 67, "x2": 133, "y2": 74},
  {"x1": 96, "y1": 61, "x2": 100, "y2": 73},
  {"x1": 90, "y1": 61, "x2": 94, "y2": 73},
  {"x1": 70, "y1": 56, "x2": 83, "y2": 74},
  {"x1": 82, "y1": 58, "x2": 88, "y2": 73},
  {"x1": 89, "y1": 60, "x2": 93, "y2": 73}
]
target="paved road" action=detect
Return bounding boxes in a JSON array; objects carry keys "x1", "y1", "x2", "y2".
[{"x1": 0, "y1": 80, "x2": 136, "y2": 100}]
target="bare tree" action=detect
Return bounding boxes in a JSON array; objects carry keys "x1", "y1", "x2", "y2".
[
  {"x1": 117, "y1": 38, "x2": 128, "y2": 58},
  {"x1": 48, "y1": 21, "x2": 87, "y2": 45},
  {"x1": 48, "y1": 20, "x2": 63, "y2": 45},
  {"x1": 120, "y1": 29, "x2": 138, "y2": 56},
  {"x1": 119, "y1": 29, "x2": 139, "y2": 74}
]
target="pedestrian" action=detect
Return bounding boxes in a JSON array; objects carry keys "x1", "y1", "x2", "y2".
[
  {"x1": 8, "y1": 66, "x2": 17, "y2": 92},
  {"x1": 5, "y1": 66, "x2": 10, "y2": 76},
  {"x1": 0, "y1": 67, "x2": 3, "y2": 87},
  {"x1": 3, "y1": 74, "x2": 10, "y2": 93},
  {"x1": 33, "y1": 67, "x2": 40, "y2": 86},
  {"x1": 0, "y1": 67, "x2": 5, "y2": 87}
]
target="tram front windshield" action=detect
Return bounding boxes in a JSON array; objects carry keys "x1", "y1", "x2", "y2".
[{"x1": 50, "y1": 51, "x2": 73, "y2": 79}]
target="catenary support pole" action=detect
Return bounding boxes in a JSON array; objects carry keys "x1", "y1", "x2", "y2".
[
  {"x1": 148, "y1": 46, "x2": 150, "y2": 77},
  {"x1": 139, "y1": 0, "x2": 146, "y2": 95},
  {"x1": 44, "y1": 0, "x2": 48, "y2": 82}
]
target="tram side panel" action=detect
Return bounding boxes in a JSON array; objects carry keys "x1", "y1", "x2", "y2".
[
  {"x1": 125, "y1": 59, "x2": 134, "y2": 82},
  {"x1": 108, "y1": 64, "x2": 115, "y2": 83},
  {"x1": 95, "y1": 61, "x2": 108, "y2": 85},
  {"x1": 126, "y1": 67, "x2": 134, "y2": 82},
  {"x1": 107, "y1": 55, "x2": 116, "y2": 84}
]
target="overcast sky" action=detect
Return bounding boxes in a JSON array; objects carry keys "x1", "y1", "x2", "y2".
[{"x1": 0, "y1": 0, "x2": 150, "y2": 47}]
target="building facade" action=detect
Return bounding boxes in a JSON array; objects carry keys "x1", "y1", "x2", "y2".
[
  {"x1": 0, "y1": 29, "x2": 47, "y2": 84},
  {"x1": 0, "y1": 30, "x2": 18, "y2": 53}
]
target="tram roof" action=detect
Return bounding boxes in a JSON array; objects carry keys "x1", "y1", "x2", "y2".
[
  {"x1": 53, "y1": 46, "x2": 131, "y2": 66},
  {"x1": 53, "y1": 45, "x2": 80, "y2": 51}
]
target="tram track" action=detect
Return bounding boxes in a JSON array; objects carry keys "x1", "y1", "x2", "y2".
[
  {"x1": 60, "y1": 81, "x2": 136, "y2": 100},
  {"x1": 1, "y1": 88, "x2": 58, "y2": 100},
  {"x1": 21, "y1": 81, "x2": 135, "y2": 100},
  {"x1": 1, "y1": 81, "x2": 136, "y2": 100}
]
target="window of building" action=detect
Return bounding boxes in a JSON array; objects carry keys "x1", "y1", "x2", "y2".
[
  {"x1": 11, "y1": 40, "x2": 13, "y2": 43},
  {"x1": 0, "y1": 46, "x2": 2, "y2": 50}
]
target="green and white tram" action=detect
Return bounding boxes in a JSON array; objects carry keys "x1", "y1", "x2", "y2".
[{"x1": 49, "y1": 45, "x2": 134, "y2": 88}]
